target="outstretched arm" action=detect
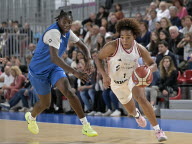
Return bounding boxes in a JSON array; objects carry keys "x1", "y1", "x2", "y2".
[
  {"x1": 138, "y1": 44, "x2": 157, "y2": 72},
  {"x1": 95, "y1": 40, "x2": 116, "y2": 88},
  {"x1": 50, "y1": 47, "x2": 89, "y2": 82}
]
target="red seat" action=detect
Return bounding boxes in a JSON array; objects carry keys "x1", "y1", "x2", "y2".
[
  {"x1": 177, "y1": 71, "x2": 186, "y2": 84},
  {"x1": 185, "y1": 70, "x2": 192, "y2": 83},
  {"x1": 169, "y1": 87, "x2": 182, "y2": 100}
]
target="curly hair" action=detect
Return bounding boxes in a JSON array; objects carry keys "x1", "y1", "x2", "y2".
[
  {"x1": 115, "y1": 18, "x2": 141, "y2": 37},
  {"x1": 159, "y1": 56, "x2": 176, "y2": 79}
]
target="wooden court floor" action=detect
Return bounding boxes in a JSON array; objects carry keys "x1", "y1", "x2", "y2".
[{"x1": 0, "y1": 120, "x2": 192, "y2": 144}]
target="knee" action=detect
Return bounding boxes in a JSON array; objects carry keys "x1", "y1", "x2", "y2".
[
  {"x1": 61, "y1": 88, "x2": 76, "y2": 100},
  {"x1": 135, "y1": 95, "x2": 148, "y2": 104}
]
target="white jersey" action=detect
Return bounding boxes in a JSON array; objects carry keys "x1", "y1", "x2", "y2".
[{"x1": 107, "y1": 39, "x2": 141, "y2": 84}]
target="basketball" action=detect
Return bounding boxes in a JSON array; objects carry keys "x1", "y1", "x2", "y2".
[{"x1": 132, "y1": 66, "x2": 153, "y2": 87}]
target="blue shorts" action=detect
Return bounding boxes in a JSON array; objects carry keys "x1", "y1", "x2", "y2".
[{"x1": 28, "y1": 66, "x2": 67, "y2": 95}]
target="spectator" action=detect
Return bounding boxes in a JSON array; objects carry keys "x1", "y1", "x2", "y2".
[
  {"x1": 182, "y1": 15, "x2": 192, "y2": 35},
  {"x1": 82, "y1": 13, "x2": 100, "y2": 26},
  {"x1": 177, "y1": 32, "x2": 192, "y2": 63},
  {"x1": 27, "y1": 43, "x2": 36, "y2": 56},
  {"x1": 148, "y1": 10, "x2": 158, "y2": 32},
  {"x1": 101, "y1": 18, "x2": 108, "y2": 31},
  {"x1": 159, "y1": 29, "x2": 171, "y2": 43},
  {"x1": 113, "y1": 3, "x2": 124, "y2": 20},
  {"x1": 159, "y1": 17, "x2": 172, "y2": 33},
  {"x1": 173, "y1": 0, "x2": 188, "y2": 19},
  {"x1": 136, "y1": 21, "x2": 151, "y2": 47},
  {"x1": 96, "y1": 6, "x2": 109, "y2": 26},
  {"x1": 185, "y1": 0, "x2": 192, "y2": 15},
  {"x1": 62, "y1": 51, "x2": 73, "y2": 67},
  {"x1": 156, "y1": 40, "x2": 177, "y2": 67},
  {"x1": 77, "y1": 59, "x2": 96, "y2": 113},
  {"x1": 150, "y1": 56, "x2": 178, "y2": 108},
  {"x1": 3, "y1": 66, "x2": 26, "y2": 101},
  {"x1": 108, "y1": 14, "x2": 118, "y2": 34},
  {"x1": 135, "y1": 13, "x2": 144, "y2": 23},
  {"x1": 99, "y1": 26, "x2": 107, "y2": 37},
  {"x1": 169, "y1": 26, "x2": 184, "y2": 63},
  {"x1": 148, "y1": 31, "x2": 160, "y2": 56},
  {"x1": 0, "y1": 66, "x2": 14, "y2": 97},
  {"x1": 157, "y1": 1, "x2": 170, "y2": 21},
  {"x1": 169, "y1": 6, "x2": 182, "y2": 29}
]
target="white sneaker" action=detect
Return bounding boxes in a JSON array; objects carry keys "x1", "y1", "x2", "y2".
[
  {"x1": 87, "y1": 111, "x2": 96, "y2": 116},
  {"x1": 29, "y1": 107, "x2": 33, "y2": 112},
  {"x1": 19, "y1": 107, "x2": 29, "y2": 112},
  {"x1": 102, "y1": 109, "x2": 112, "y2": 116},
  {"x1": 94, "y1": 112, "x2": 102, "y2": 116},
  {"x1": 110, "y1": 109, "x2": 121, "y2": 117},
  {"x1": 0, "y1": 102, "x2": 10, "y2": 109}
]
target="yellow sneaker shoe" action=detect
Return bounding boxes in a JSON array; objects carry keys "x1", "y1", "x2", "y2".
[
  {"x1": 25, "y1": 112, "x2": 39, "y2": 134},
  {"x1": 82, "y1": 123, "x2": 98, "y2": 137}
]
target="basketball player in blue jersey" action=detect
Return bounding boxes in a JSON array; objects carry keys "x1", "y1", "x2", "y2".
[
  {"x1": 25, "y1": 10, "x2": 98, "y2": 137},
  {"x1": 95, "y1": 18, "x2": 167, "y2": 142}
]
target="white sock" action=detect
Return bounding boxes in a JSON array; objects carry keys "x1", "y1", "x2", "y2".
[
  {"x1": 80, "y1": 117, "x2": 88, "y2": 125},
  {"x1": 29, "y1": 113, "x2": 36, "y2": 121},
  {"x1": 153, "y1": 125, "x2": 160, "y2": 131},
  {"x1": 134, "y1": 110, "x2": 140, "y2": 118}
]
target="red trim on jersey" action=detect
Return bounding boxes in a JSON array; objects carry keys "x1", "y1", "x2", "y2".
[
  {"x1": 109, "y1": 39, "x2": 119, "y2": 57},
  {"x1": 121, "y1": 40, "x2": 134, "y2": 54}
]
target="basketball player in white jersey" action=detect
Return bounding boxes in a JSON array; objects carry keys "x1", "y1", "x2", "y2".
[{"x1": 95, "y1": 18, "x2": 167, "y2": 142}]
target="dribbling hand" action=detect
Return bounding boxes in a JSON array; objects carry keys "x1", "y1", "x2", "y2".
[{"x1": 73, "y1": 71, "x2": 90, "y2": 83}]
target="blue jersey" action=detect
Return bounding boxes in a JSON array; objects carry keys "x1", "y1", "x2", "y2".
[{"x1": 29, "y1": 22, "x2": 70, "y2": 77}]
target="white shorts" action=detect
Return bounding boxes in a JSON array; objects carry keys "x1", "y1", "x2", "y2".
[{"x1": 110, "y1": 78, "x2": 135, "y2": 104}]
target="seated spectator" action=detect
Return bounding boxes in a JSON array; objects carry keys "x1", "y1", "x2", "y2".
[
  {"x1": 156, "y1": 40, "x2": 177, "y2": 68},
  {"x1": 148, "y1": 10, "x2": 158, "y2": 32},
  {"x1": 173, "y1": 0, "x2": 188, "y2": 19},
  {"x1": 159, "y1": 29, "x2": 171, "y2": 43},
  {"x1": 77, "y1": 59, "x2": 96, "y2": 113},
  {"x1": 136, "y1": 21, "x2": 151, "y2": 47},
  {"x1": 169, "y1": 26, "x2": 184, "y2": 64},
  {"x1": 157, "y1": 1, "x2": 170, "y2": 21},
  {"x1": 2, "y1": 66, "x2": 26, "y2": 102},
  {"x1": 169, "y1": 6, "x2": 182, "y2": 29},
  {"x1": 159, "y1": 17, "x2": 172, "y2": 33},
  {"x1": 113, "y1": 3, "x2": 124, "y2": 20},
  {"x1": 0, "y1": 84, "x2": 38, "y2": 112},
  {"x1": 0, "y1": 66, "x2": 14, "y2": 98},
  {"x1": 150, "y1": 56, "x2": 178, "y2": 108},
  {"x1": 182, "y1": 15, "x2": 192, "y2": 35},
  {"x1": 177, "y1": 32, "x2": 192, "y2": 70},
  {"x1": 147, "y1": 31, "x2": 160, "y2": 56}
]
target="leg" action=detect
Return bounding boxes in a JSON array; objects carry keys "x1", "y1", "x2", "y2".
[
  {"x1": 132, "y1": 86, "x2": 158, "y2": 126},
  {"x1": 55, "y1": 77, "x2": 85, "y2": 118},
  {"x1": 31, "y1": 92, "x2": 51, "y2": 118}
]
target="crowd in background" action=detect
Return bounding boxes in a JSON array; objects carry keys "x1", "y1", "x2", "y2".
[{"x1": 0, "y1": 0, "x2": 192, "y2": 117}]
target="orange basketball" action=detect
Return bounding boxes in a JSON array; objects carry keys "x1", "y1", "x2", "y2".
[{"x1": 132, "y1": 66, "x2": 153, "y2": 87}]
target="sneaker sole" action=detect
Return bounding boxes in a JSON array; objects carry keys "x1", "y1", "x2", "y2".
[
  {"x1": 158, "y1": 137, "x2": 168, "y2": 142},
  {"x1": 82, "y1": 130, "x2": 98, "y2": 137}
]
